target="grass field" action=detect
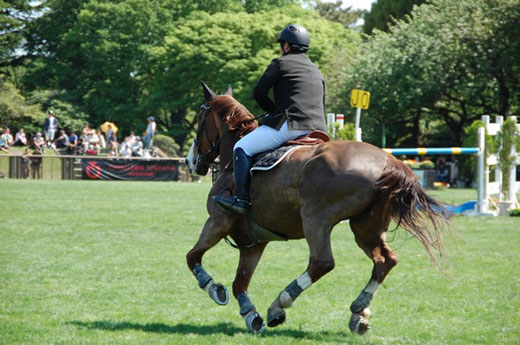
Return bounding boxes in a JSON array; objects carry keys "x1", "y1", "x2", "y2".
[{"x1": 1, "y1": 180, "x2": 519, "y2": 344}]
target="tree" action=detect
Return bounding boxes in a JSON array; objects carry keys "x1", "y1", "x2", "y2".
[
  {"x1": 313, "y1": 0, "x2": 365, "y2": 28},
  {"x1": 348, "y1": 0, "x2": 520, "y2": 147},
  {"x1": 18, "y1": 0, "x2": 360, "y2": 153},
  {"x1": 363, "y1": 0, "x2": 427, "y2": 35},
  {"x1": 0, "y1": 81, "x2": 45, "y2": 133},
  {"x1": 0, "y1": 0, "x2": 43, "y2": 66},
  {"x1": 148, "y1": 8, "x2": 359, "y2": 150}
]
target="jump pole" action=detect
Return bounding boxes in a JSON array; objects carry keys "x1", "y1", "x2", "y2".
[
  {"x1": 383, "y1": 130, "x2": 486, "y2": 215},
  {"x1": 477, "y1": 127, "x2": 487, "y2": 214}
]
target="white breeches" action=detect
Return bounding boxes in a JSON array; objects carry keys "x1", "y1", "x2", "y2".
[{"x1": 234, "y1": 121, "x2": 310, "y2": 156}]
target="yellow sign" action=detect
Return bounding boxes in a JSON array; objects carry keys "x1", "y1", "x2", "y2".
[{"x1": 350, "y1": 89, "x2": 370, "y2": 110}]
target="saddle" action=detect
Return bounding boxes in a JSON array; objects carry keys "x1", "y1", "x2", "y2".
[{"x1": 250, "y1": 130, "x2": 329, "y2": 172}]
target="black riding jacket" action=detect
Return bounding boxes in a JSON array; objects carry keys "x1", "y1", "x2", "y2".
[{"x1": 253, "y1": 53, "x2": 327, "y2": 132}]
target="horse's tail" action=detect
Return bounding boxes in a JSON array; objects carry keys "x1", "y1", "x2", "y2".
[{"x1": 375, "y1": 156, "x2": 450, "y2": 267}]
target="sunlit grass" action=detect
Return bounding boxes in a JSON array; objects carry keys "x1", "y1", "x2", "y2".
[{"x1": 0, "y1": 180, "x2": 519, "y2": 344}]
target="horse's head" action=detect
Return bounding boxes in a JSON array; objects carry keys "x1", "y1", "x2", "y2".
[{"x1": 185, "y1": 81, "x2": 234, "y2": 175}]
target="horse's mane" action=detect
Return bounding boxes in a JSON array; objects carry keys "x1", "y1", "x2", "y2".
[{"x1": 209, "y1": 95, "x2": 258, "y2": 137}]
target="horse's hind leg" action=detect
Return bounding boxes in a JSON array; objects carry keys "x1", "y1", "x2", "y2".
[
  {"x1": 348, "y1": 214, "x2": 398, "y2": 335},
  {"x1": 267, "y1": 217, "x2": 335, "y2": 328},
  {"x1": 233, "y1": 244, "x2": 267, "y2": 333},
  {"x1": 186, "y1": 216, "x2": 233, "y2": 305}
]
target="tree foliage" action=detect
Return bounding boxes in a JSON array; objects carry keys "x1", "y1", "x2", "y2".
[
  {"x1": 314, "y1": 0, "x2": 365, "y2": 28},
  {"x1": 16, "y1": 0, "x2": 359, "y2": 151},
  {"x1": 349, "y1": 0, "x2": 520, "y2": 147},
  {"x1": 0, "y1": 81, "x2": 45, "y2": 133},
  {"x1": 363, "y1": 0, "x2": 427, "y2": 35}
]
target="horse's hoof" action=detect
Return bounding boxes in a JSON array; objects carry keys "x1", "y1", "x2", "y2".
[
  {"x1": 267, "y1": 307, "x2": 286, "y2": 328},
  {"x1": 349, "y1": 313, "x2": 370, "y2": 335},
  {"x1": 245, "y1": 312, "x2": 265, "y2": 334},
  {"x1": 208, "y1": 283, "x2": 229, "y2": 305}
]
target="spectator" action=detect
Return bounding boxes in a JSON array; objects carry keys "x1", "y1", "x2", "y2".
[
  {"x1": 74, "y1": 138, "x2": 84, "y2": 155},
  {"x1": 66, "y1": 131, "x2": 78, "y2": 154},
  {"x1": 132, "y1": 136, "x2": 144, "y2": 157},
  {"x1": 105, "y1": 124, "x2": 114, "y2": 142},
  {"x1": 108, "y1": 140, "x2": 119, "y2": 158},
  {"x1": 14, "y1": 128, "x2": 28, "y2": 146},
  {"x1": 119, "y1": 138, "x2": 132, "y2": 158},
  {"x1": 81, "y1": 122, "x2": 94, "y2": 150},
  {"x1": 0, "y1": 130, "x2": 9, "y2": 152},
  {"x1": 30, "y1": 148, "x2": 42, "y2": 179},
  {"x1": 5, "y1": 128, "x2": 14, "y2": 146},
  {"x1": 96, "y1": 129, "x2": 106, "y2": 149},
  {"x1": 143, "y1": 116, "x2": 156, "y2": 150},
  {"x1": 43, "y1": 110, "x2": 59, "y2": 147},
  {"x1": 88, "y1": 130, "x2": 100, "y2": 151},
  {"x1": 54, "y1": 129, "x2": 68, "y2": 149},
  {"x1": 22, "y1": 148, "x2": 31, "y2": 178},
  {"x1": 107, "y1": 131, "x2": 118, "y2": 148},
  {"x1": 436, "y1": 157, "x2": 449, "y2": 183},
  {"x1": 127, "y1": 131, "x2": 137, "y2": 146},
  {"x1": 33, "y1": 132, "x2": 45, "y2": 152},
  {"x1": 86, "y1": 140, "x2": 100, "y2": 155}
]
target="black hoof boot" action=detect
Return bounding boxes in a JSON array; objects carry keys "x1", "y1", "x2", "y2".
[{"x1": 267, "y1": 307, "x2": 286, "y2": 328}]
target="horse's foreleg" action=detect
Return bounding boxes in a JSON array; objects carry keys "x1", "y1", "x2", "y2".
[
  {"x1": 350, "y1": 222, "x2": 398, "y2": 335},
  {"x1": 233, "y1": 244, "x2": 267, "y2": 333},
  {"x1": 267, "y1": 218, "x2": 334, "y2": 328},
  {"x1": 186, "y1": 216, "x2": 231, "y2": 305}
]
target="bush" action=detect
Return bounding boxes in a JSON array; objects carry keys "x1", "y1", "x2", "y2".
[
  {"x1": 509, "y1": 208, "x2": 520, "y2": 217},
  {"x1": 152, "y1": 134, "x2": 181, "y2": 157},
  {"x1": 419, "y1": 160, "x2": 434, "y2": 169},
  {"x1": 328, "y1": 122, "x2": 355, "y2": 141}
]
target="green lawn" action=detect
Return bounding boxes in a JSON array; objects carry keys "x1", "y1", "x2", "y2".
[{"x1": 0, "y1": 180, "x2": 519, "y2": 344}]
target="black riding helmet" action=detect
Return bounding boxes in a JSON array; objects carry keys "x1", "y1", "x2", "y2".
[{"x1": 278, "y1": 24, "x2": 310, "y2": 52}]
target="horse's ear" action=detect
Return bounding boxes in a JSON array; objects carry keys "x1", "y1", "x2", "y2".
[
  {"x1": 225, "y1": 84, "x2": 233, "y2": 96},
  {"x1": 201, "y1": 80, "x2": 216, "y2": 101}
]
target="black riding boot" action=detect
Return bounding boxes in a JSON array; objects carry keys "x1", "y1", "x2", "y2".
[{"x1": 214, "y1": 148, "x2": 251, "y2": 214}]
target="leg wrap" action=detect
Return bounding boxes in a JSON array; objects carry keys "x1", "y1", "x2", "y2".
[
  {"x1": 279, "y1": 279, "x2": 304, "y2": 308},
  {"x1": 350, "y1": 291, "x2": 373, "y2": 313},
  {"x1": 192, "y1": 264, "x2": 212, "y2": 289},
  {"x1": 237, "y1": 292, "x2": 255, "y2": 316}
]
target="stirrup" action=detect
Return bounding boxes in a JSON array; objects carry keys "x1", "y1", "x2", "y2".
[{"x1": 213, "y1": 194, "x2": 249, "y2": 214}]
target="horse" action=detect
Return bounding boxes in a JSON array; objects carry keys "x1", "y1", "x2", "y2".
[{"x1": 185, "y1": 81, "x2": 449, "y2": 335}]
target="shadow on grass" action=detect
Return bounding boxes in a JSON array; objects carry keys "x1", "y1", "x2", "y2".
[{"x1": 67, "y1": 320, "x2": 354, "y2": 342}]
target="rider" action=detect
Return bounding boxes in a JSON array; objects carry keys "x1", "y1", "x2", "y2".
[{"x1": 214, "y1": 24, "x2": 327, "y2": 214}]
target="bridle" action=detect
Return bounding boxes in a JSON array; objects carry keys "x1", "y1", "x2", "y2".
[
  {"x1": 194, "y1": 102, "x2": 232, "y2": 169},
  {"x1": 195, "y1": 103, "x2": 219, "y2": 164}
]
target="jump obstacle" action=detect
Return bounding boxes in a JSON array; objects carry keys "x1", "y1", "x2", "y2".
[
  {"x1": 326, "y1": 114, "x2": 519, "y2": 216},
  {"x1": 382, "y1": 115, "x2": 519, "y2": 216}
]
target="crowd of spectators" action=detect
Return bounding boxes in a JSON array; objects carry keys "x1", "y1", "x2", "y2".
[{"x1": 0, "y1": 111, "x2": 157, "y2": 159}]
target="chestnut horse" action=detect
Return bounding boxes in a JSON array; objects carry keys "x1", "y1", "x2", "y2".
[{"x1": 185, "y1": 82, "x2": 449, "y2": 335}]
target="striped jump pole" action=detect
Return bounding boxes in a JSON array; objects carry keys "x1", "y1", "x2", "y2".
[
  {"x1": 383, "y1": 147, "x2": 480, "y2": 155},
  {"x1": 383, "y1": 143, "x2": 486, "y2": 215}
]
